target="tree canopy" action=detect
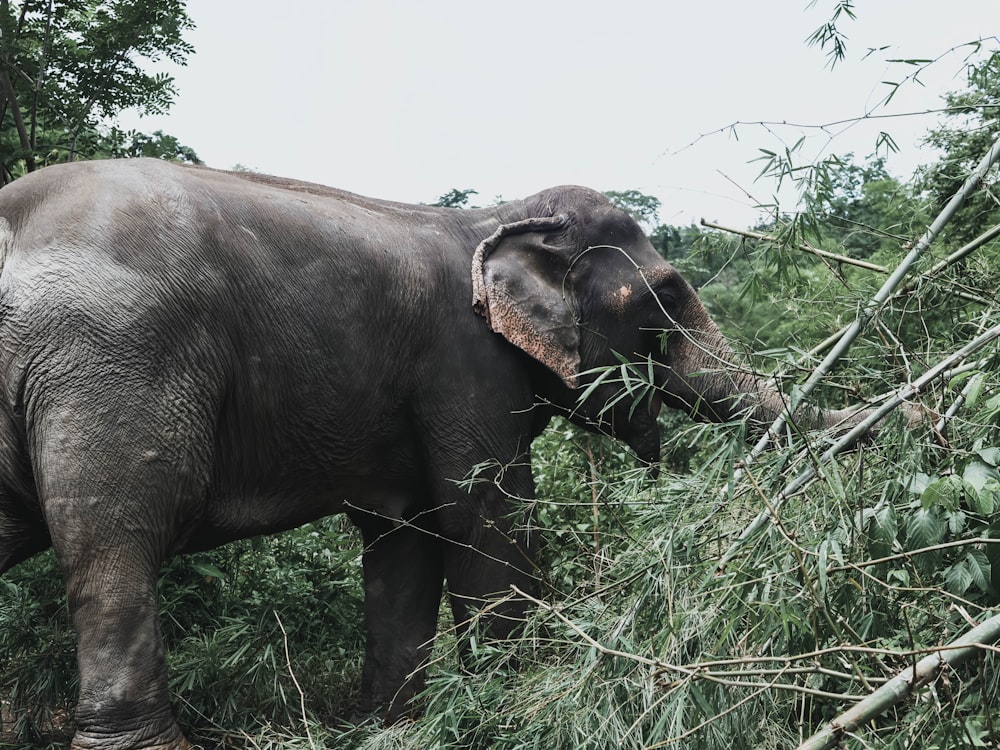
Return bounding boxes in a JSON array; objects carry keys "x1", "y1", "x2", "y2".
[{"x1": 0, "y1": 0, "x2": 199, "y2": 183}]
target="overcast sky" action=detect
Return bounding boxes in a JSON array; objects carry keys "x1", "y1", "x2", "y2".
[{"x1": 118, "y1": 1, "x2": 999, "y2": 227}]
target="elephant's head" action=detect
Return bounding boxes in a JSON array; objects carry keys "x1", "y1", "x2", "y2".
[{"x1": 472, "y1": 186, "x2": 761, "y2": 468}]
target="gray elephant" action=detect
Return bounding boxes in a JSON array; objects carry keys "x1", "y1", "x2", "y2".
[{"x1": 0, "y1": 159, "x2": 891, "y2": 749}]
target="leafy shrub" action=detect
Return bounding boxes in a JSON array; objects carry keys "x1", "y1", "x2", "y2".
[{"x1": 0, "y1": 517, "x2": 366, "y2": 748}]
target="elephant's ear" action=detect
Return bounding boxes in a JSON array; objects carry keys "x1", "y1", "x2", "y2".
[{"x1": 471, "y1": 215, "x2": 580, "y2": 388}]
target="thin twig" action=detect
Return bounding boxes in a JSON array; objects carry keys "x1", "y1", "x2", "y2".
[
  {"x1": 826, "y1": 537, "x2": 1000, "y2": 573},
  {"x1": 274, "y1": 610, "x2": 316, "y2": 750}
]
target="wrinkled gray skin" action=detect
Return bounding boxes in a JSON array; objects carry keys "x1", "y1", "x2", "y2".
[{"x1": 0, "y1": 159, "x2": 876, "y2": 749}]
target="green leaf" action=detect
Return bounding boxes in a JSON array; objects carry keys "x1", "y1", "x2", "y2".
[
  {"x1": 944, "y1": 560, "x2": 973, "y2": 595},
  {"x1": 975, "y1": 446, "x2": 1000, "y2": 467},
  {"x1": 965, "y1": 460, "x2": 1000, "y2": 491},
  {"x1": 920, "y1": 475, "x2": 962, "y2": 511},
  {"x1": 964, "y1": 373, "x2": 987, "y2": 407},
  {"x1": 948, "y1": 510, "x2": 967, "y2": 536},
  {"x1": 966, "y1": 549, "x2": 991, "y2": 593},
  {"x1": 905, "y1": 507, "x2": 945, "y2": 550},
  {"x1": 964, "y1": 460, "x2": 999, "y2": 515},
  {"x1": 191, "y1": 561, "x2": 226, "y2": 581},
  {"x1": 903, "y1": 472, "x2": 934, "y2": 494},
  {"x1": 873, "y1": 504, "x2": 898, "y2": 543},
  {"x1": 817, "y1": 540, "x2": 829, "y2": 595}
]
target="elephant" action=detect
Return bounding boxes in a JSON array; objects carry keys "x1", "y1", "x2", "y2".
[{"x1": 0, "y1": 158, "x2": 899, "y2": 749}]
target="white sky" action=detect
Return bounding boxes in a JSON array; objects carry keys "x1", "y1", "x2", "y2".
[{"x1": 118, "y1": 1, "x2": 999, "y2": 228}]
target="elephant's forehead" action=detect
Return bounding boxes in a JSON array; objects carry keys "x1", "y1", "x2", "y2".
[
  {"x1": 637, "y1": 265, "x2": 674, "y2": 285},
  {"x1": 604, "y1": 265, "x2": 672, "y2": 315}
]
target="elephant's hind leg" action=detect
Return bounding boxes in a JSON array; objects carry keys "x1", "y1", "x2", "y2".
[{"x1": 33, "y1": 389, "x2": 212, "y2": 750}]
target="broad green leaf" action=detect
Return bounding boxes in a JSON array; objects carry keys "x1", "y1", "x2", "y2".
[
  {"x1": 964, "y1": 461, "x2": 999, "y2": 514},
  {"x1": 966, "y1": 549, "x2": 991, "y2": 593},
  {"x1": 965, "y1": 373, "x2": 987, "y2": 408},
  {"x1": 191, "y1": 561, "x2": 226, "y2": 581},
  {"x1": 920, "y1": 475, "x2": 962, "y2": 511},
  {"x1": 975, "y1": 446, "x2": 1000, "y2": 467},
  {"x1": 905, "y1": 507, "x2": 945, "y2": 550},
  {"x1": 903, "y1": 472, "x2": 933, "y2": 494},
  {"x1": 944, "y1": 560, "x2": 973, "y2": 595},
  {"x1": 964, "y1": 460, "x2": 1000, "y2": 492},
  {"x1": 873, "y1": 504, "x2": 898, "y2": 545}
]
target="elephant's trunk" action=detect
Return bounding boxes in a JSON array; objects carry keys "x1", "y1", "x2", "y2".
[{"x1": 665, "y1": 288, "x2": 865, "y2": 436}]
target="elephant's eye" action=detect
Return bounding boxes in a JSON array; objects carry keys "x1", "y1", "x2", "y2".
[{"x1": 648, "y1": 287, "x2": 679, "y2": 321}]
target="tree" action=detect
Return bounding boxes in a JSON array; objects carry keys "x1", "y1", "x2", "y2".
[
  {"x1": 0, "y1": 0, "x2": 199, "y2": 183},
  {"x1": 431, "y1": 187, "x2": 478, "y2": 208},
  {"x1": 803, "y1": 154, "x2": 923, "y2": 260},
  {"x1": 604, "y1": 189, "x2": 660, "y2": 229},
  {"x1": 104, "y1": 126, "x2": 200, "y2": 162},
  {"x1": 915, "y1": 50, "x2": 1000, "y2": 246}
]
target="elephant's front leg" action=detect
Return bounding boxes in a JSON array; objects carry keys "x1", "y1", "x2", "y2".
[
  {"x1": 435, "y1": 463, "x2": 537, "y2": 644},
  {"x1": 351, "y1": 511, "x2": 443, "y2": 723}
]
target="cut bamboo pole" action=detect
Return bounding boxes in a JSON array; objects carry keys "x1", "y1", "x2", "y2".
[{"x1": 795, "y1": 610, "x2": 1000, "y2": 750}]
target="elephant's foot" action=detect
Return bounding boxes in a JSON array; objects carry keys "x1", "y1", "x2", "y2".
[{"x1": 69, "y1": 723, "x2": 192, "y2": 750}]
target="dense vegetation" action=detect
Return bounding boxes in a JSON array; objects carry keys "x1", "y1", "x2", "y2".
[
  {"x1": 0, "y1": 0, "x2": 200, "y2": 182},
  {"x1": 2, "y1": 3, "x2": 1000, "y2": 749}
]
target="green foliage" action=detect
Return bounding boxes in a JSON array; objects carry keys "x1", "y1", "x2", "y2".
[
  {"x1": 803, "y1": 155, "x2": 923, "y2": 259},
  {"x1": 0, "y1": 552, "x2": 76, "y2": 746},
  {"x1": 430, "y1": 188, "x2": 479, "y2": 208},
  {"x1": 805, "y1": 0, "x2": 856, "y2": 68},
  {"x1": 605, "y1": 189, "x2": 661, "y2": 229},
  {"x1": 0, "y1": 518, "x2": 366, "y2": 747},
  {"x1": 915, "y1": 50, "x2": 1000, "y2": 246},
  {"x1": 103, "y1": 127, "x2": 201, "y2": 162},
  {"x1": 0, "y1": 0, "x2": 199, "y2": 181}
]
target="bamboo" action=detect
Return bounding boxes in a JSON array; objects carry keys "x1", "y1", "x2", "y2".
[
  {"x1": 715, "y1": 135, "x2": 1000, "y2": 568},
  {"x1": 698, "y1": 219, "x2": 891, "y2": 273},
  {"x1": 795, "y1": 610, "x2": 1000, "y2": 750},
  {"x1": 717, "y1": 322, "x2": 1000, "y2": 570},
  {"x1": 754, "y1": 134, "x2": 1000, "y2": 457},
  {"x1": 803, "y1": 221, "x2": 1000, "y2": 359}
]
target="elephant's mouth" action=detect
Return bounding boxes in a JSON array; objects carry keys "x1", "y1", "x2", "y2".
[
  {"x1": 622, "y1": 391, "x2": 662, "y2": 471},
  {"x1": 649, "y1": 390, "x2": 663, "y2": 419}
]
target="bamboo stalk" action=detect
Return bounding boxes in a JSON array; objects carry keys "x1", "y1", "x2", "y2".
[
  {"x1": 713, "y1": 135, "x2": 1000, "y2": 564},
  {"x1": 795, "y1": 610, "x2": 1000, "y2": 750},
  {"x1": 699, "y1": 219, "x2": 891, "y2": 273},
  {"x1": 717, "y1": 322, "x2": 1000, "y2": 570}
]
